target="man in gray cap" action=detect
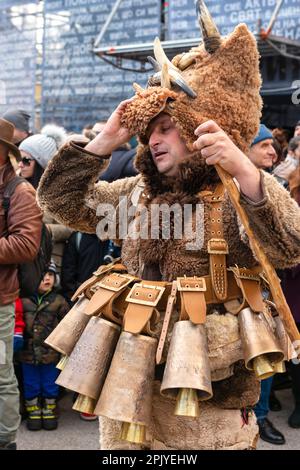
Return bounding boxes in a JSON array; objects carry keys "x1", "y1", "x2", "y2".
[{"x1": 2, "y1": 109, "x2": 31, "y2": 146}]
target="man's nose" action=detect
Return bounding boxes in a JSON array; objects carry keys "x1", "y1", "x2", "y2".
[
  {"x1": 149, "y1": 130, "x2": 160, "y2": 147},
  {"x1": 268, "y1": 145, "x2": 276, "y2": 156}
]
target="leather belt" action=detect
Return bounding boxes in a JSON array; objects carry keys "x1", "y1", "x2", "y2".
[
  {"x1": 204, "y1": 184, "x2": 229, "y2": 302},
  {"x1": 123, "y1": 283, "x2": 166, "y2": 335},
  {"x1": 83, "y1": 272, "x2": 136, "y2": 323},
  {"x1": 177, "y1": 276, "x2": 207, "y2": 324}
]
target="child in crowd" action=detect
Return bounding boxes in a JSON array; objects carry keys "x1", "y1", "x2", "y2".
[
  {"x1": 19, "y1": 261, "x2": 69, "y2": 431},
  {"x1": 273, "y1": 136, "x2": 300, "y2": 187}
]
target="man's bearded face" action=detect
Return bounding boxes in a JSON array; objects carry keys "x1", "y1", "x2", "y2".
[{"x1": 148, "y1": 113, "x2": 193, "y2": 177}]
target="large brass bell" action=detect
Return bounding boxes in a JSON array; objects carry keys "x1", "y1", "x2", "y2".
[
  {"x1": 161, "y1": 320, "x2": 212, "y2": 417},
  {"x1": 94, "y1": 331, "x2": 157, "y2": 444},
  {"x1": 45, "y1": 295, "x2": 90, "y2": 356},
  {"x1": 274, "y1": 315, "x2": 298, "y2": 362},
  {"x1": 239, "y1": 307, "x2": 284, "y2": 380},
  {"x1": 56, "y1": 316, "x2": 120, "y2": 414}
]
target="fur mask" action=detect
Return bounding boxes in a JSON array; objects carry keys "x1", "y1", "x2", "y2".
[{"x1": 121, "y1": 0, "x2": 262, "y2": 191}]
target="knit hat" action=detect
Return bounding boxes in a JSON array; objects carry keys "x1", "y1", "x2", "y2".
[
  {"x1": 251, "y1": 124, "x2": 273, "y2": 147},
  {"x1": 19, "y1": 124, "x2": 67, "y2": 169},
  {"x1": 2, "y1": 109, "x2": 31, "y2": 133},
  {"x1": 47, "y1": 259, "x2": 57, "y2": 275}
]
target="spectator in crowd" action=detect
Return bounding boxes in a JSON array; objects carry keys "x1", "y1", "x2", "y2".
[
  {"x1": 19, "y1": 261, "x2": 69, "y2": 431},
  {"x1": 273, "y1": 149, "x2": 300, "y2": 429},
  {"x1": 2, "y1": 109, "x2": 31, "y2": 146},
  {"x1": 14, "y1": 298, "x2": 25, "y2": 353},
  {"x1": 18, "y1": 125, "x2": 72, "y2": 275},
  {"x1": 294, "y1": 120, "x2": 300, "y2": 137},
  {"x1": 249, "y1": 124, "x2": 286, "y2": 445},
  {"x1": 0, "y1": 119, "x2": 42, "y2": 449},
  {"x1": 248, "y1": 124, "x2": 277, "y2": 171},
  {"x1": 61, "y1": 233, "x2": 110, "y2": 306},
  {"x1": 273, "y1": 136, "x2": 300, "y2": 188},
  {"x1": 272, "y1": 128, "x2": 289, "y2": 160}
]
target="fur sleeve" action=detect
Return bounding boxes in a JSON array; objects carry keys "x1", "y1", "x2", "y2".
[
  {"x1": 38, "y1": 142, "x2": 140, "y2": 234},
  {"x1": 239, "y1": 171, "x2": 300, "y2": 268}
]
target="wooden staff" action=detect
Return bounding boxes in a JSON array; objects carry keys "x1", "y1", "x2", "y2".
[{"x1": 215, "y1": 164, "x2": 300, "y2": 359}]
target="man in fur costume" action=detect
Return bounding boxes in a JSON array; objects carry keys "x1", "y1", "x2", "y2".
[{"x1": 38, "y1": 1, "x2": 300, "y2": 450}]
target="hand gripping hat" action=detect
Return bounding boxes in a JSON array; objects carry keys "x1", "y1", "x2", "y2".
[{"x1": 121, "y1": 0, "x2": 262, "y2": 155}]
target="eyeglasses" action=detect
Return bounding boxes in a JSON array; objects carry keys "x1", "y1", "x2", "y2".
[{"x1": 21, "y1": 156, "x2": 34, "y2": 166}]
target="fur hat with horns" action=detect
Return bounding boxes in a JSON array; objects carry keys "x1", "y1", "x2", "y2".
[{"x1": 121, "y1": 0, "x2": 262, "y2": 155}]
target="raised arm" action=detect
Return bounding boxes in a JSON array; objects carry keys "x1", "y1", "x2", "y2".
[{"x1": 37, "y1": 99, "x2": 140, "y2": 234}]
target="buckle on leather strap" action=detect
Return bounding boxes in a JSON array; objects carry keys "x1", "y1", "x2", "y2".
[
  {"x1": 97, "y1": 273, "x2": 135, "y2": 292},
  {"x1": 207, "y1": 238, "x2": 228, "y2": 255},
  {"x1": 177, "y1": 276, "x2": 207, "y2": 292},
  {"x1": 126, "y1": 283, "x2": 165, "y2": 307}
]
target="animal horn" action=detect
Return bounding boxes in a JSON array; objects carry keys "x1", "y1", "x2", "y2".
[
  {"x1": 151, "y1": 37, "x2": 197, "y2": 98},
  {"x1": 196, "y1": 0, "x2": 221, "y2": 54}
]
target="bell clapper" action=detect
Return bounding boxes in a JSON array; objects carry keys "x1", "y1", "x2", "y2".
[
  {"x1": 174, "y1": 388, "x2": 200, "y2": 417},
  {"x1": 120, "y1": 422, "x2": 146, "y2": 444}
]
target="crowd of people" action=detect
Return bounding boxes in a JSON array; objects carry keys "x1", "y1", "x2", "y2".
[{"x1": 1, "y1": 104, "x2": 299, "y2": 450}]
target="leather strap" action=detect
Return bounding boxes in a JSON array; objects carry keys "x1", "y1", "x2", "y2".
[
  {"x1": 204, "y1": 184, "x2": 228, "y2": 301},
  {"x1": 83, "y1": 273, "x2": 136, "y2": 321},
  {"x1": 71, "y1": 259, "x2": 127, "y2": 302},
  {"x1": 229, "y1": 266, "x2": 265, "y2": 313},
  {"x1": 156, "y1": 281, "x2": 177, "y2": 365},
  {"x1": 177, "y1": 276, "x2": 207, "y2": 324},
  {"x1": 123, "y1": 283, "x2": 165, "y2": 334}
]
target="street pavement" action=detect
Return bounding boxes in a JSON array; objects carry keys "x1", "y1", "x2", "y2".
[{"x1": 17, "y1": 389, "x2": 299, "y2": 450}]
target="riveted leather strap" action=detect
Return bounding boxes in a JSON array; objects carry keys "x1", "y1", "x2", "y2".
[
  {"x1": 123, "y1": 283, "x2": 166, "y2": 334},
  {"x1": 204, "y1": 184, "x2": 228, "y2": 301},
  {"x1": 156, "y1": 281, "x2": 178, "y2": 364},
  {"x1": 177, "y1": 276, "x2": 207, "y2": 324},
  {"x1": 83, "y1": 273, "x2": 136, "y2": 322}
]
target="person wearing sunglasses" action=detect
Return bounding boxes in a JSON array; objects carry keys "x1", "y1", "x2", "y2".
[
  {"x1": 18, "y1": 125, "x2": 67, "y2": 190},
  {"x1": 18, "y1": 124, "x2": 72, "y2": 276}
]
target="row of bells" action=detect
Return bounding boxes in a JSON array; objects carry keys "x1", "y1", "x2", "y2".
[{"x1": 45, "y1": 296, "x2": 296, "y2": 444}]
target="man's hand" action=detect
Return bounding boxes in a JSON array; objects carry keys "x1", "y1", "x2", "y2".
[
  {"x1": 193, "y1": 120, "x2": 263, "y2": 202},
  {"x1": 85, "y1": 98, "x2": 135, "y2": 156}
]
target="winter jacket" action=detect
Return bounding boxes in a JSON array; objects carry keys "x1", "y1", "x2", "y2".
[
  {"x1": 19, "y1": 291, "x2": 69, "y2": 364},
  {"x1": 0, "y1": 162, "x2": 43, "y2": 305}
]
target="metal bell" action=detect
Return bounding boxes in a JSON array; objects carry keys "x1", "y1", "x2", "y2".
[
  {"x1": 56, "y1": 317, "x2": 120, "y2": 402},
  {"x1": 160, "y1": 320, "x2": 212, "y2": 416},
  {"x1": 273, "y1": 315, "x2": 298, "y2": 362},
  {"x1": 45, "y1": 295, "x2": 90, "y2": 356},
  {"x1": 94, "y1": 331, "x2": 157, "y2": 443},
  {"x1": 239, "y1": 307, "x2": 284, "y2": 380}
]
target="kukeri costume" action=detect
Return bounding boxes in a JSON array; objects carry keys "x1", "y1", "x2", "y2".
[{"x1": 38, "y1": 1, "x2": 300, "y2": 450}]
